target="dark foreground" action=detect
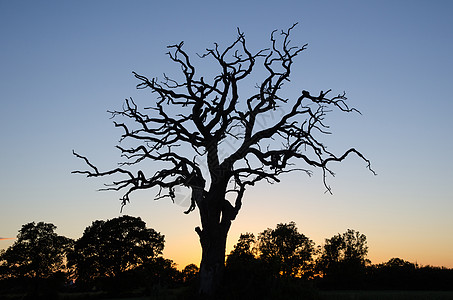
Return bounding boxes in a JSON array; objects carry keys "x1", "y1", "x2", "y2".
[
  {"x1": 318, "y1": 290, "x2": 453, "y2": 300},
  {"x1": 2, "y1": 289, "x2": 453, "y2": 300}
]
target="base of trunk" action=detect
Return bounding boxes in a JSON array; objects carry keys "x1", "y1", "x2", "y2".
[
  {"x1": 197, "y1": 223, "x2": 229, "y2": 296},
  {"x1": 199, "y1": 261, "x2": 224, "y2": 296}
]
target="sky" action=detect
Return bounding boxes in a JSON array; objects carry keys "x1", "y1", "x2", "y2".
[{"x1": 1, "y1": 0, "x2": 452, "y2": 269}]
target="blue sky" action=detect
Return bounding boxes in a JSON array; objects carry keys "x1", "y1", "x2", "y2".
[{"x1": 1, "y1": 0, "x2": 453, "y2": 269}]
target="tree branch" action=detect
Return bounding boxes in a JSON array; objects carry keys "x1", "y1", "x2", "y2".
[{"x1": 73, "y1": 24, "x2": 374, "y2": 216}]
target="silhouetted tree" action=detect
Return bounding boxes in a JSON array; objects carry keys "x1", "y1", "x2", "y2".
[
  {"x1": 135, "y1": 257, "x2": 180, "y2": 288},
  {"x1": 225, "y1": 233, "x2": 258, "y2": 280},
  {"x1": 224, "y1": 233, "x2": 268, "y2": 298},
  {"x1": 368, "y1": 259, "x2": 453, "y2": 291},
  {"x1": 256, "y1": 222, "x2": 315, "y2": 278},
  {"x1": 227, "y1": 233, "x2": 256, "y2": 263},
  {"x1": 365, "y1": 258, "x2": 417, "y2": 290},
  {"x1": 225, "y1": 228, "x2": 318, "y2": 299},
  {"x1": 73, "y1": 24, "x2": 374, "y2": 295},
  {"x1": 317, "y1": 229, "x2": 368, "y2": 288},
  {"x1": 181, "y1": 263, "x2": 199, "y2": 283},
  {"x1": 0, "y1": 250, "x2": 6, "y2": 280},
  {"x1": 0, "y1": 222, "x2": 73, "y2": 279},
  {"x1": 69, "y1": 215, "x2": 164, "y2": 283},
  {"x1": 383, "y1": 257, "x2": 416, "y2": 269},
  {"x1": 342, "y1": 229, "x2": 368, "y2": 265}
]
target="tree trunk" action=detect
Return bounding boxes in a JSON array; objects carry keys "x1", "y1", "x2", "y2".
[
  {"x1": 195, "y1": 177, "x2": 235, "y2": 296},
  {"x1": 197, "y1": 223, "x2": 229, "y2": 296},
  {"x1": 190, "y1": 163, "x2": 242, "y2": 297}
]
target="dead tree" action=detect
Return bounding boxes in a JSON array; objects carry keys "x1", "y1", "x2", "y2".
[{"x1": 73, "y1": 24, "x2": 374, "y2": 295}]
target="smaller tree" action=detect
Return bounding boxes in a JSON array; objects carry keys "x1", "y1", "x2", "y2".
[
  {"x1": 224, "y1": 233, "x2": 267, "y2": 297},
  {"x1": 0, "y1": 249, "x2": 6, "y2": 280},
  {"x1": 136, "y1": 257, "x2": 180, "y2": 287},
  {"x1": 181, "y1": 264, "x2": 199, "y2": 283},
  {"x1": 383, "y1": 257, "x2": 416, "y2": 269},
  {"x1": 69, "y1": 215, "x2": 164, "y2": 282},
  {"x1": 343, "y1": 229, "x2": 368, "y2": 265},
  {"x1": 0, "y1": 222, "x2": 73, "y2": 278},
  {"x1": 225, "y1": 233, "x2": 257, "y2": 280},
  {"x1": 369, "y1": 257, "x2": 417, "y2": 289},
  {"x1": 226, "y1": 233, "x2": 256, "y2": 265},
  {"x1": 317, "y1": 229, "x2": 368, "y2": 283},
  {"x1": 256, "y1": 222, "x2": 315, "y2": 278}
]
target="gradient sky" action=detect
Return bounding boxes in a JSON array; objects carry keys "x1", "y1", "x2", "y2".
[{"x1": 1, "y1": 1, "x2": 452, "y2": 269}]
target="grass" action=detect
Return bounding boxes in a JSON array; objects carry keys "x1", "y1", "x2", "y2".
[
  {"x1": 2, "y1": 289, "x2": 453, "y2": 300},
  {"x1": 318, "y1": 290, "x2": 453, "y2": 300}
]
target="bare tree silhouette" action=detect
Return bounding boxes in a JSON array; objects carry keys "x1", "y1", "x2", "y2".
[{"x1": 73, "y1": 24, "x2": 374, "y2": 295}]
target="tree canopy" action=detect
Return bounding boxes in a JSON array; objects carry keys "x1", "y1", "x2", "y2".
[
  {"x1": 227, "y1": 232, "x2": 256, "y2": 263},
  {"x1": 256, "y1": 222, "x2": 315, "y2": 278},
  {"x1": 69, "y1": 215, "x2": 164, "y2": 281},
  {"x1": 317, "y1": 229, "x2": 368, "y2": 280},
  {"x1": 0, "y1": 222, "x2": 73, "y2": 279}
]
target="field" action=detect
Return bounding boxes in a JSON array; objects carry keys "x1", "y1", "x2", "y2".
[
  {"x1": 318, "y1": 290, "x2": 453, "y2": 300},
  {"x1": 56, "y1": 290, "x2": 453, "y2": 300},
  {"x1": 2, "y1": 290, "x2": 453, "y2": 300}
]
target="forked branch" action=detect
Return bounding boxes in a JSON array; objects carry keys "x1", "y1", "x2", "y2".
[{"x1": 73, "y1": 23, "x2": 375, "y2": 214}]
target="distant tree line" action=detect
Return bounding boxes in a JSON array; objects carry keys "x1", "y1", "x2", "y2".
[
  {"x1": 1, "y1": 219, "x2": 452, "y2": 299},
  {"x1": 223, "y1": 222, "x2": 453, "y2": 298}
]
